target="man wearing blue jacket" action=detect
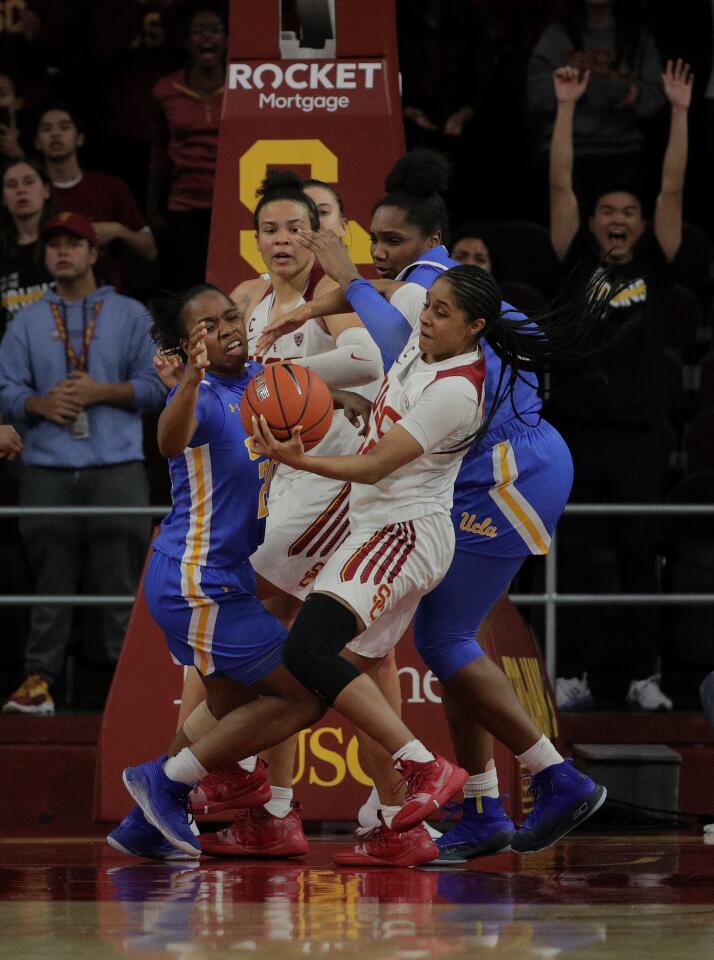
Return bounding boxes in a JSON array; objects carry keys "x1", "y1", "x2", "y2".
[{"x1": 0, "y1": 211, "x2": 166, "y2": 715}]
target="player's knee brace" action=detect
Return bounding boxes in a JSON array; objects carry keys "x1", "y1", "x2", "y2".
[
  {"x1": 282, "y1": 592, "x2": 359, "y2": 704},
  {"x1": 182, "y1": 700, "x2": 217, "y2": 742}
]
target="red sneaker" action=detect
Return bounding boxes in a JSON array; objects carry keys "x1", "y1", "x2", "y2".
[
  {"x1": 190, "y1": 759, "x2": 271, "y2": 821},
  {"x1": 333, "y1": 813, "x2": 438, "y2": 867},
  {"x1": 390, "y1": 754, "x2": 468, "y2": 832},
  {"x1": 200, "y1": 802, "x2": 308, "y2": 858}
]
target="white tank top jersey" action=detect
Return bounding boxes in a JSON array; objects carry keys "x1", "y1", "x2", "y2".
[
  {"x1": 245, "y1": 272, "x2": 380, "y2": 468},
  {"x1": 350, "y1": 335, "x2": 485, "y2": 527}
]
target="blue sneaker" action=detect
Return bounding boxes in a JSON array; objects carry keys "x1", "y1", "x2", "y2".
[
  {"x1": 428, "y1": 796, "x2": 515, "y2": 864},
  {"x1": 107, "y1": 805, "x2": 196, "y2": 861},
  {"x1": 123, "y1": 758, "x2": 201, "y2": 858},
  {"x1": 511, "y1": 759, "x2": 607, "y2": 853}
]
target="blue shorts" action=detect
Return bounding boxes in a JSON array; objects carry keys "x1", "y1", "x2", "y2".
[
  {"x1": 415, "y1": 419, "x2": 572, "y2": 681},
  {"x1": 145, "y1": 550, "x2": 287, "y2": 684},
  {"x1": 453, "y1": 419, "x2": 573, "y2": 558}
]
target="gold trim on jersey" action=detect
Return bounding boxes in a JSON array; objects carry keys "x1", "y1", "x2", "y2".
[{"x1": 489, "y1": 441, "x2": 551, "y2": 555}]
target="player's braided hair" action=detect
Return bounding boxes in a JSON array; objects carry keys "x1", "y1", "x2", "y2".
[
  {"x1": 149, "y1": 283, "x2": 229, "y2": 360},
  {"x1": 373, "y1": 148, "x2": 450, "y2": 241},
  {"x1": 441, "y1": 264, "x2": 620, "y2": 451},
  {"x1": 254, "y1": 169, "x2": 320, "y2": 231}
]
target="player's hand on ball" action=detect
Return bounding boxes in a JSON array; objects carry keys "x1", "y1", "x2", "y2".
[
  {"x1": 186, "y1": 321, "x2": 209, "y2": 385},
  {"x1": 255, "y1": 303, "x2": 313, "y2": 355},
  {"x1": 251, "y1": 415, "x2": 305, "y2": 465}
]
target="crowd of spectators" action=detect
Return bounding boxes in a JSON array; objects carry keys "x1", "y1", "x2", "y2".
[{"x1": 0, "y1": 0, "x2": 712, "y2": 714}]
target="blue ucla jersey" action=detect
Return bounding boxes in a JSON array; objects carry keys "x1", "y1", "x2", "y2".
[
  {"x1": 399, "y1": 246, "x2": 563, "y2": 558},
  {"x1": 152, "y1": 362, "x2": 273, "y2": 570}
]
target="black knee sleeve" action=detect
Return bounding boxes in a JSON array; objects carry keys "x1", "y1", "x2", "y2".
[{"x1": 282, "y1": 593, "x2": 359, "y2": 704}]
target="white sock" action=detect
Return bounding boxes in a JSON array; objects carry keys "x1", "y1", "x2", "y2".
[
  {"x1": 163, "y1": 748, "x2": 208, "y2": 786},
  {"x1": 516, "y1": 735, "x2": 564, "y2": 775},
  {"x1": 379, "y1": 804, "x2": 401, "y2": 828},
  {"x1": 238, "y1": 755, "x2": 258, "y2": 773},
  {"x1": 463, "y1": 769, "x2": 500, "y2": 800},
  {"x1": 264, "y1": 785, "x2": 293, "y2": 819},
  {"x1": 392, "y1": 739, "x2": 435, "y2": 765}
]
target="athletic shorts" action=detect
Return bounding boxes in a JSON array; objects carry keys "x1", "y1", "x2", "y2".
[
  {"x1": 306, "y1": 512, "x2": 455, "y2": 660},
  {"x1": 415, "y1": 420, "x2": 573, "y2": 681},
  {"x1": 250, "y1": 472, "x2": 351, "y2": 601},
  {"x1": 145, "y1": 550, "x2": 287, "y2": 684},
  {"x1": 453, "y1": 419, "x2": 573, "y2": 557}
]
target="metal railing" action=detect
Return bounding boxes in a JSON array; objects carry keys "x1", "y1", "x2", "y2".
[{"x1": 1, "y1": 502, "x2": 713, "y2": 682}]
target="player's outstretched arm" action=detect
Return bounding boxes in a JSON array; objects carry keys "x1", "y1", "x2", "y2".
[
  {"x1": 157, "y1": 321, "x2": 208, "y2": 457},
  {"x1": 655, "y1": 59, "x2": 692, "y2": 263},
  {"x1": 250, "y1": 415, "x2": 423, "y2": 485}
]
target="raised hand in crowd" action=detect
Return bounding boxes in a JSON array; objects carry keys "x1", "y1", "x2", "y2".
[
  {"x1": 663, "y1": 58, "x2": 693, "y2": 110},
  {"x1": 553, "y1": 65, "x2": 590, "y2": 103}
]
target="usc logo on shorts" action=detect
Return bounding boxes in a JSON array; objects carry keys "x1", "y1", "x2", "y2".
[
  {"x1": 369, "y1": 584, "x2": 392, "y2": 621},
  {"x1": 299, "y1": 562, "x2": 325, "y2": 588}
]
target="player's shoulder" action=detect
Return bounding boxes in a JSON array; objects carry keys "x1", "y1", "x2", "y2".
[{"x1": 230, "y1": 277, "x2": 269, "y2": 312}]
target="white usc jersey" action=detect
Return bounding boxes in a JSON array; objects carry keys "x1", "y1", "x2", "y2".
[
  {"x1": 350, "y1": 337, "x2": 485, "y2": 528},
  {"x1": 245, "y1": 272, "x2": 319, "y2": 365}
]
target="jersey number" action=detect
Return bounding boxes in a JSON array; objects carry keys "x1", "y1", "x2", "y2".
[{"x1": 244, "y1": 438, "x2": 277, "y2": 519}]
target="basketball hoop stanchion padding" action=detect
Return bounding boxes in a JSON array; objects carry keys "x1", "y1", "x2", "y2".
[
  {"x1": 207, "y1": 0, "x2": 405, "y2": 289},
  {"x1": 96, "y1": 546, "x2": 558, "y2": 824}
]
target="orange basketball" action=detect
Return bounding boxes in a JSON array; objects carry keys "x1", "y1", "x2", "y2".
[{"x1": 240, "y1": 364, "x2": 333, "y2": 451}]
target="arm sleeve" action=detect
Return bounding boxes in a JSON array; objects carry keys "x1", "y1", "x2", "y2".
[
  {"x1": 344, "y1": 278, "x2": 415, "y2": 370},
  {"x1": 0, "y1": 319, "x2": 35, "y2": 426},
  {"x1": 292, "y1": 326, "x2": 383, "y2": 388},
  {"x1": 398, "y1": 377, "x2": 482, "y2": 453}
]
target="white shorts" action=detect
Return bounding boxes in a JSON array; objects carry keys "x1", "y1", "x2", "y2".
[
  {"x1": 311, "y1": 512, "x2": 455, "y2": 660},
  {"x1": 251, "y1": 471, "x2": 352, "y2": 600}
]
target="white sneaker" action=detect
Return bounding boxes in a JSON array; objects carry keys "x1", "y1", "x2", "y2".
[
  {"x1": 626, "y1": 675, "x2": 673, "y2": 711},
  {"x1": 556, "y1": 674, "x2": 595, "y2": 711}
]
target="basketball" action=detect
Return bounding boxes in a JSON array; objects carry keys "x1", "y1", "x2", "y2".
[{"x1": 240, "y1": 364, "x2": 334, "y2": 451}]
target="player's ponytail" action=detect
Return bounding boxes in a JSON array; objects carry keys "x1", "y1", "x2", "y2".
[
  {"x1": 441, "y1": 264, "x2": 623, "y2": 451},
  {"x1": 254, "y1": 169, "x2": 320, "y2": 230},
  {"x1": 373, "y1": 148, "x2": 450, "y2": 242}
]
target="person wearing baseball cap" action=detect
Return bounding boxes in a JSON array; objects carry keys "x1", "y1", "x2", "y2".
[
  {"x1": 0, "y1": 206, "x2": 166, "y2": 717},
  {"x1": 42, "y1": 211, "x2": 98, "y2": 246}
]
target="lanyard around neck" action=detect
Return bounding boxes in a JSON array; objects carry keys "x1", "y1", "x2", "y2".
[{"x1": 50, "y1": 300, "x2": 102, "y2": 373}]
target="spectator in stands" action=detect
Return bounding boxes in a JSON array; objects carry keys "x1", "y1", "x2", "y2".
[
  {"x1": 527, "y1": 0, "x2": 665, "y2": 209},
  {"x1": 0, "y1": 157, "x2": 54, "y2": 336},
  {"x1": 0, "y1": 72, "x2": 25, "y2": 163},
  {"x1": 89, "y1": 0, "x2": 188, "y2": 208},
  {"x1": 0, "y1": 212, "x2": 166, "y2": 717},
  {"x1": 33, "y1": 101, "x2": 157, "y2": 293},
  {"x1": 449, "y1": 223, "x2": 494, "y2": 273},
  {"x1": 147, "y1": 2, "x2": 226, "y2": 289},
  {"x1": 547, "y1": 60, "x2": 692, "y2": 712}
]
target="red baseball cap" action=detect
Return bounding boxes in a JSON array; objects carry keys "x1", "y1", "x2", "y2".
[{"x1": 42, "y1": 211, "x2": 97, "y2": 245}]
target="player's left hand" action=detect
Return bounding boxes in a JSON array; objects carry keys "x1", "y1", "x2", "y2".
[
  {"x1": 296, "y1": 229, "x2": 360, "y2": 286},
  {"x1": 251, "y1": 415, "x2": 305, "y2": 465},
  {"x1": 333, "y1": 389, "x2": 372, "y2": 436},
  {"x1": 154, "y1": 351, "x2": 184, "y2": 389}
]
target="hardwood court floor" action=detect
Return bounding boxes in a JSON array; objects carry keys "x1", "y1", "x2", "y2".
[{"x1": 1, "y1": 832, "x2": 714, "y2": 959}]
